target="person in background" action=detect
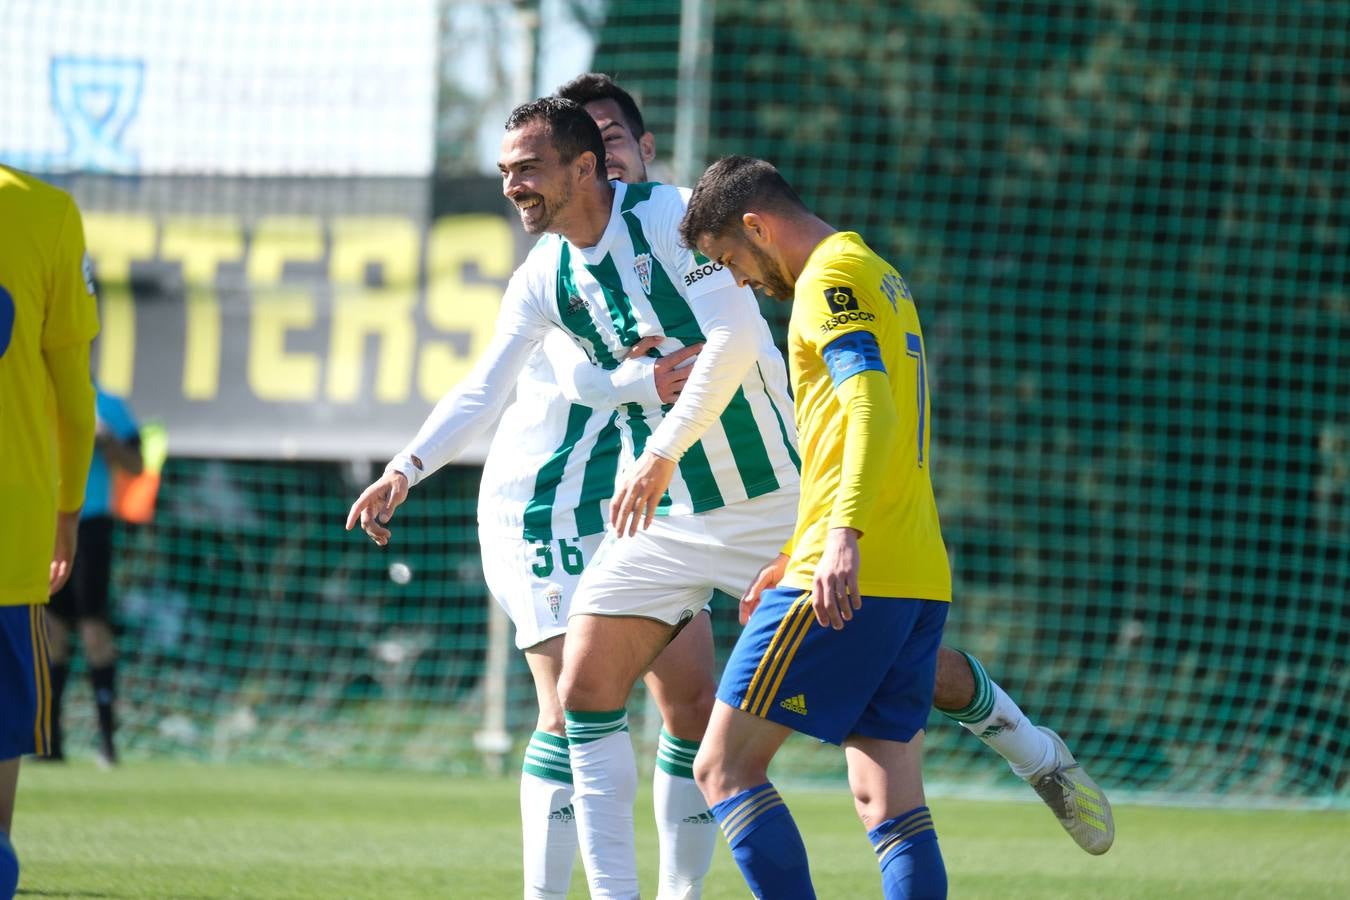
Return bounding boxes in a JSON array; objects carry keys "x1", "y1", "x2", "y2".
[{"x1": 44, "y1": 382, "x2": 142, "y2": 768}]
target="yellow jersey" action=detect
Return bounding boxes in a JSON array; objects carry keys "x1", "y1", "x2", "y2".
[
  {"x1": 781, "y1": 231, "x2": 951, "y2": 601},
  {"x1": 0, "y1": 166, "x2": 100, "y2": 605}
]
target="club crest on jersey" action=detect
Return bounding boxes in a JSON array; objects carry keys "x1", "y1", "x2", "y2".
[
  {"x1": 544, "y1": 584, "x2": 563, "y2": 621},
  {"x1": 566, "y1": 293, "x2": 588, "y2": 315},
  {"x1": 633, "y1": 253, "x2": 653, "y2": 296}
]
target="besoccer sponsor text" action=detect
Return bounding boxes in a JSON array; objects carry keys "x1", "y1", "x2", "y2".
[
  {"x1": 820, "y1": 309, "x2": 877, "y2": 333},
  {"x1": 683, "y1": 261, "x2": 724, "y2": 287}
]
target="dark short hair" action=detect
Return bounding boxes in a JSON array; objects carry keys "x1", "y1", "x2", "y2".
[
  {"x1": 555, "y1": 72, "x2": 645, "y2": 138},
  {"x1": 504, "y1": 96, "x2": 606, "y2": 181},
  {"x1": 679, "y1": 156, "x2": 808, "y2": 248}
]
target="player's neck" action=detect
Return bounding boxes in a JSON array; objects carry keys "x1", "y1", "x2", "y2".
[
  {"x1": 785, "y1": 216, "x2": 838, "y2": 283},
  {"x1": 558, "y1": 180, "x2": 616, "y2": 249}
]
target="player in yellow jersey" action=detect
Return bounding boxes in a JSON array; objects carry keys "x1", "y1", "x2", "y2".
[
  {"x1": 680, "y1": 157, "x2": 1113, "y2": 898},
  {"x1": 0, "y1": 165, "x2": 100, "y2": 899}
]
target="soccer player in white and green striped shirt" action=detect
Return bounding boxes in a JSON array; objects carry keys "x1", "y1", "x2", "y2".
[{"x1": 350, "y1": 96, "x2": 800, "y2": 898}]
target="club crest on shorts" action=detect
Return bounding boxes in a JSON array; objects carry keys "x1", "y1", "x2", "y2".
[
  {"x1": 633, "y1": 253, "x2": 653, "y2": 296},
  {"x1": 544, "y1": 584, "x2": 563, "y2": 622}
]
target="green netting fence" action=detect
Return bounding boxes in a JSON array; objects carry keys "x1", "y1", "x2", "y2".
[{"x1": 40, "y1": 0, "x2": 1350, "y2": 807}]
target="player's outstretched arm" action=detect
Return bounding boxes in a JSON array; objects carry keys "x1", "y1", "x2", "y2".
[{"x1": 384, "y1": 330, "x2": 538, "y2": 489}]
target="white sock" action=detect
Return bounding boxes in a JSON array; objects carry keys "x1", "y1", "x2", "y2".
[
  {"x1": 520, "y1": 731, "x2": 577, "y2": 899},
  {"x1": 942, "y1": 650, "x2": 1057, "y2": 779},
  {"x1": 566, "y1": 709, "x2": 639, "y2": 900},
  {"x1": 653, "y1": 730, "x2": 716, "y2": 900}
]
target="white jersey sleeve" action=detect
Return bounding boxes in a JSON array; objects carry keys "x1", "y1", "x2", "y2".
[
  {"x1": 640, "y1": 185, "x2": 764, "y2": 462},
  {"x1": 388, "y1": 258, "x2": 555, "y2": 486},
  {"x1": 540, "y1": 330, "x2": 661, "y2": 409},
  {"x1": 644, "y1": 281, "x2": 766, "y2": 462}
]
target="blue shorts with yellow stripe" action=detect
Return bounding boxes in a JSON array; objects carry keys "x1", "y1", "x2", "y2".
[
  {"x1": 0, "y1": 604, "x2": 52, "y2": 759},
  {"x1": 717, "y1": 587, "x2": 948, "y2": 745}
]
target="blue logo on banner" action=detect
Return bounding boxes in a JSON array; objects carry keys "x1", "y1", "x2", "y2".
[{"x1": 6, "y1": 57, "x2": 144, "y2": 172}]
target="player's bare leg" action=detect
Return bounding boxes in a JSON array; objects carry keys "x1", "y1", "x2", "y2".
[
  {"x1": 932, "y1": 646, "x2": 1114, "y2": 854},
  {"x1": 520, "y1": 636, "x2": 576, "y2": 899},
  {"x1": 844, "y1": 732, "x2": 947, "y2": 898},
  {"x1": 558, "y1": 613, "x2": 677, "y2": 900},
  {"x1": 694, "y1": 702, "x2": 814, "y2": 898},
  {"x1": 0, "y1": 757, "x2": 19, "y2": 896},
  {"x1": 644, "y1": 612, "x2": 717, "y2": 899}
]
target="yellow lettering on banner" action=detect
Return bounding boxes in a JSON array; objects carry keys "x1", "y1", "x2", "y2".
[
  {"x1": 161, "y1": 217, "x2": 243, "y2": 285},
  {"x1": 95, "y1": 289, "x2": 137, "y2": 395},
  {"x1": 249, "y1": 289, "x2": 319, "y2": 401},
  {"x1": 249, "y1": 217, "x2": 324, "y2": 285},
  {"x1": 161, "y1": 218, "x2": 241, "y2": 402},
  {"x1": 419, "y1": 214, "x2": 514, "y2": 401},
  {"x1": 83, "y1": 213, "x2": 156, "y2": 394},
  {"x1": 183, "y1": 289, "x2": 221, "y2": 400},
  {"x1": 330, "y1": 217, "x2": 418, "y2": 287},
  {"x1": 327, "y1": 288, "x2": 417, "y2": 403}
]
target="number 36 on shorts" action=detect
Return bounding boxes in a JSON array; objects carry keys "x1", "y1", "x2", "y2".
[{"x1": 530, "y1": 538, "x2": 587, "y2": 577}]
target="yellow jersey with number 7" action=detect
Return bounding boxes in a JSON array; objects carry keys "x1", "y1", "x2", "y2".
[{"x1": 781, "y1": 231, "x2": 950, "y2": 601}]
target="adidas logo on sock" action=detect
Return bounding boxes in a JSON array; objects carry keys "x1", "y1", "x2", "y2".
[
  {"x1": 682, "y1": 811, "x2": 716, "y2": 825},
  {"x1": 548, "y1": 804, "x2": 575, "y2": 822},
  {"x1": 779, "y1": 694, "x2": 808, "y2": 715}
]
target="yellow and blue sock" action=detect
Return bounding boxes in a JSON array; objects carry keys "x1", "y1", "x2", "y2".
[
  {"x1": 710, "y1": 782, "x2": 815, "y2": 899},
  {"x1": 868, "y1": 806, "x2": 946, "y2": 899}
]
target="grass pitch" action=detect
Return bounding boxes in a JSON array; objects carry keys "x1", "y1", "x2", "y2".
[{"x1": 13, "y1": 759, "x2": 1347, "y2": 898}]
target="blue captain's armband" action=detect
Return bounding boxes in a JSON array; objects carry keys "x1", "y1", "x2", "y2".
[{"x1": 822, "y1": 331, "x2": 886, "y2": 388}]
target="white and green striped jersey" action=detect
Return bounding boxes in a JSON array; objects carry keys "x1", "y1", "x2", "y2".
[
  {"x1": 496, "y1": 181, "x2": 800, "y2": 516},
  {"x1": 476, "y1": 346, "x2": 621, "y2": 542}
]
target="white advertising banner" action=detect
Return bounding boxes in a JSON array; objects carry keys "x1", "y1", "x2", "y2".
[{"x1": 0, "y1": 0, "x2": 437, "y2": 176}]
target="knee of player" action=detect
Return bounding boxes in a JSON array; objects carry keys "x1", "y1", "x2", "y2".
[
  {"x1": 657, "y1": 685, "x2": 715, "y2": 740},
  {"x1": 692, "y1": 747, "x2": 762, "y2": 806},
  {"x1": 556, "y1": 674, "x2": 619, "y2": 713}
]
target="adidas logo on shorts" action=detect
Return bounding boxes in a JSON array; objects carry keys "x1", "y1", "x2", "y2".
[
  {"x1": 682, "y1": 811, "x2": 716, "y2": 825},
  {"x1": 779, "y1": 694, "x2": 808, "y2": 715}
]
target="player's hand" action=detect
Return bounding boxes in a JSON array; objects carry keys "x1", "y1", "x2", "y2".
[
  {"x1": 810, "y1": 527, "x2": 862, "y2": 630},
  {"x1": 345, "y1": 470, "x2": 410, "y2": 546},
  {"x1": 740, "y1": 553, "x2": 789, "y2": 625},
  {"x1": 50, "y1": 509, "x2": 81, "y2": 595},
  {"x1": 626, "y1": 335, "x2": 665, "y2": 359},
  {"x1": 610, "y1": 451, "x2": 677, "y2": 537},
  {"x1": 652, "y1": 343, "x2": 702, "y2": 404}
]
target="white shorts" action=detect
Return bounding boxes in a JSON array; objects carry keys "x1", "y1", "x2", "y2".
[
  {"x1": 479, "y1": 529, "x2": 605, "y2": 649},
  {"x1": 571, "y1": 487, "x2": 799, "y2": 625}
]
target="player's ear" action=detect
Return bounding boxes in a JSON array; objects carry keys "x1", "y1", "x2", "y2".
[
  {"x1": 639, "y1": 132, "x2": 656, "y2": 164},
  {"x1": 742, "y1": 212, "x2": 769, "y2": 246},
  {"x1": 578, "y1": 150, "x2": 600, "y2": 181}
]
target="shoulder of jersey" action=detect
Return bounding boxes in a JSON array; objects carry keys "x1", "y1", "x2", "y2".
[
  {"x1": 520, "y1": 232, "x2": 563, "y2": 268},
  {"x1": 621, "y1": 181, "x2": 686, "y2": 212},
  {"x1": 0, "y1": 165, "x2": 75, "y2": 217}
]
